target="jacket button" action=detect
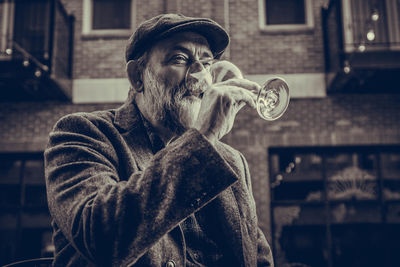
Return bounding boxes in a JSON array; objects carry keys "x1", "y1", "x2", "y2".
[{"x1": 165, "y1": 260, "x2": 175, "y2": 267}]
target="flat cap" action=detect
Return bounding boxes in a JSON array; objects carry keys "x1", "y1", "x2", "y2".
[{"x1": 125, "y1": 13, "x2": 229, "y2": 61}]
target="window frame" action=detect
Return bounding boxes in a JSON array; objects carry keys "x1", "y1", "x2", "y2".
[
  {"x1": 258, "y1": 0, "x2": 314, "y2": 32},
  {"x1": 268, "y1": 145, "x2": 400, "y2": 267},
  {"x1": 82, "y1": 0, "x2": 136, "y2": 37}
]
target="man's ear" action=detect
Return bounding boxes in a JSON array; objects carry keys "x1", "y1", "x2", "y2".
[{"x1": 126, "y1": 60, "x2": 143, "y2": 92}]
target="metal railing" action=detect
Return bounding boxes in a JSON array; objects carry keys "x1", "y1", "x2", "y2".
[
  {"x1": 342, "y1": 0, "x2": 400, "y2": 52},
  {"x1": 0, "y1": 0, "x2": 74, "y2": 80},
  {"x1": 323, "y1": 0, "x2": 400, "y2": 73},
  {"x1": 0, "y1": 0, "x2": 14, "y2": 58}
]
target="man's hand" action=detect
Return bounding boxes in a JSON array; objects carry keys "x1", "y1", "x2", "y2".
[{"x1": 194, "y1": 78, "x2": 259, "y2": 144}]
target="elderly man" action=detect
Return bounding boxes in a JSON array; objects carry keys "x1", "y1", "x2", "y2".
[{"x1": 45, "y1": 14, "x2": 274, "y2": 267}]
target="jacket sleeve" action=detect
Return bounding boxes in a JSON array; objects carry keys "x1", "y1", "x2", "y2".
[
  {"x1": 44, "y1": 113, "x2": 238, "y2": 266},
  {"x1": 239, "y1": 153, "x2": 274, "y2": 267}
]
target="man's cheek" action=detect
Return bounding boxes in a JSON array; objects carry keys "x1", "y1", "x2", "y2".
[{"x1": 163, "y1": 68, "x2": 185, "y2": 88}]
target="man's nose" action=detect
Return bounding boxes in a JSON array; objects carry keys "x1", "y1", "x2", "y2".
[
  {"x1": 185, "y1": 59, "x2": 213, "y2": 89},
  {"x1": 189, "y1": 60, "x2": 207, "y2": 73}
]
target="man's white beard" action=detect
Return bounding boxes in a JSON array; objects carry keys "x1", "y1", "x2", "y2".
[{"x1": 142, "y1": 66, "x2": 202, "y2": 134}]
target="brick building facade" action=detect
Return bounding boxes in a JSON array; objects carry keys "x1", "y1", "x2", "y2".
[{"x1": 1, "y1": 0, "x2": 400, "y2": 266}]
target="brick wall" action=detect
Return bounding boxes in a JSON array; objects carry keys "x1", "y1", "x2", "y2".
[
  {"x1": 62, "y1": 0, "x2": 228, "y2": 80},
  {"x1": 61, "y1": 0, "x2": 328, "y2": 79},
  {"x1": 228, "y1": 0, "x2": 327, "y2": 74},
  {"x1": 0, "y1": 102, "x2": 119, "y2": 152},
  {"x1": 60, "y1": 0, "x2": 164, "y2": 79}
]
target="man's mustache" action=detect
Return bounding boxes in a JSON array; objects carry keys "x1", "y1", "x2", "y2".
[{"x1": 180, "y1": 79, "x2": 208, "y2": 99}]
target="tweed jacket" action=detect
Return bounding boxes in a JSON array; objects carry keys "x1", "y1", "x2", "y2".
[{"x1": 44, "y1": 95, "x2": 273, "y2": 267}]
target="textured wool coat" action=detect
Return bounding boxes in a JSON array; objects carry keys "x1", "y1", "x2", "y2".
[{"x1": 44, "y1": 95, "x2": 274, "y2": 267}]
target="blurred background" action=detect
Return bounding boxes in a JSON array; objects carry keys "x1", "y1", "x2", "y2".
[{"x1": 0, "y1": 0, "x2": 399, "y2": 266}]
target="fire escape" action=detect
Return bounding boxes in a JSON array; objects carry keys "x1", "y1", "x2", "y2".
[
  {"x1": 322, "y1": 0, "x2": 400, "y2": 93},
  {"x1": 0, "y1": 0, "x2": 74, "y2": 101}
]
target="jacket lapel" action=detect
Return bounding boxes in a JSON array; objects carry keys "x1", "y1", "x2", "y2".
[
  {"x1": 121, "y1": 128, "x2": 154, "y2": 171},
  {"x1": 114, "y1": 91, "x2": 154, "y2": 171}
]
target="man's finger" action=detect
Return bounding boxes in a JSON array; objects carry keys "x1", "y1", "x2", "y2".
[
  {"x1": 228, "y1": 86, "x2": 257, "y2": 109},
  {"x1": 218, "y1": 78, "x2": 261, "y2": 93},
  {"x1": 237, "y1": 102, "x2": 247, "y2": 111}
]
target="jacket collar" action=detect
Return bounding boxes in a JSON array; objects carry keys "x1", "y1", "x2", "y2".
[
  {"x1": 114, "y1": 89, "x2": 142, "y2": 132},
  {"x1": 114, "y1": 89, "x2": 165, "y2": 156}
]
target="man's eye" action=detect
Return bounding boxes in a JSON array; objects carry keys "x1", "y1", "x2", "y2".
[
  {"x1": 200, "y1": 59, "x2": 214, "y2": 68},
  {"x1": 171, "y1": 55, "x2": 188, "y2": 64},
  {"x1": 203, "y1": 61, "x2": 212, "y2": 68}
]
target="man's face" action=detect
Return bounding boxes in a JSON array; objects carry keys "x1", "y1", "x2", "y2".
[{"x1": 141, "y1": 31, "x2": 213, "y2": 133}]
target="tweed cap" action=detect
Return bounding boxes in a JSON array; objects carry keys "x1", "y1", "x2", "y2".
[{"x1": 125, "y1": 13, "x2": 229, "y2": 61}]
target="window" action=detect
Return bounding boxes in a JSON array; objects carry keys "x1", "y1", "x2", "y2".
[
  {"x1": 258, "y1": 0, "x2": 314, "y2": 32},
  {"x1": 82, "y1": 0, "x2": 136, "y2": 36},
  {"x1": 0, "y1": 153, "x2": 53, "y2": 265},
  {"x1": 269, "y1": 146, "x2": 400, "y2": 267}
]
